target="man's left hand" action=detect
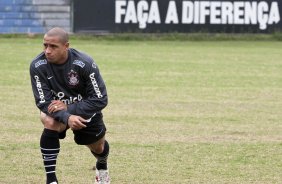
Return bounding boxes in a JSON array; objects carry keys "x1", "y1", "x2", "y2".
[{"x1": 48, "y1": 100, "x2": 67, "y2": 113}]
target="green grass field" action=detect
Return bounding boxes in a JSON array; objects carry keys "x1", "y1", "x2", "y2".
[{"x1": 0, "y1": 37, "x2": 282, "y2": 183}]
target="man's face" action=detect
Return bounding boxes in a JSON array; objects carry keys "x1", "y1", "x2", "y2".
[{"x1": 43, "y1": 35, "x2": 69, "y2": 64}]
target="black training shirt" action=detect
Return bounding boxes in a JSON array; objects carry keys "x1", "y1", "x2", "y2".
[{"x1": 30, "y1": 48, "x2": 108, "y2": 124}]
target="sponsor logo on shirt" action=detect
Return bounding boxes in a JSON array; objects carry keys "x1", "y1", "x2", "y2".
[
  {"x1": 34, "y1": 75, "x2": 45, "y2": 103},
  {"x1": 73, "y1": 60, "x2": 85, "y2": 68},
  {"x1": 52, "y1": 90, "x2": 83, "y2": 105},
  {"x1": 35, "y1": 59, "x2": 47, "y2": 68},
  {"x1": 89, "y1": 72, "x2": 103, "y2": 98},
  {"x1": 92, "y1": 62, "x2": 97, "y2": 68}
]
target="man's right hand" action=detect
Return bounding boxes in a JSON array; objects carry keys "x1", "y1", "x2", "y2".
[{"x1": 68, "y1": 115, "x2": 87, "y2": 130}]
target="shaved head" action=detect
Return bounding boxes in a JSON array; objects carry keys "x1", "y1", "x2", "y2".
[
  {"x1": 43, "y1": 27, "x2": 70, "y2": 64},
  {"x1": 45, "y1": 27, "x2": 69, "y2": 44}
]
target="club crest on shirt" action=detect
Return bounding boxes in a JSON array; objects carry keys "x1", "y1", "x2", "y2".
[{"x1": 67, "y1": 70, "x2": 79, "y2": 86}]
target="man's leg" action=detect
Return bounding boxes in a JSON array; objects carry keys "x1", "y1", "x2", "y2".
[
  {"x1": 40, "y1": 112, "x2": 67, "y2": 184},
  {"x1": 87, "y1": 136, "x2": 110, "y2": 183}
]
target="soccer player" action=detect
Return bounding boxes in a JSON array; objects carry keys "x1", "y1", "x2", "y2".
[{"x1": 30, "y1": 27, "x2": 110, "y2": 184}]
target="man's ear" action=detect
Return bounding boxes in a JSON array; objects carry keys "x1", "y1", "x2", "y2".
[{"x1": 65, "y1": 42, "x2": 69, "y2": 49}]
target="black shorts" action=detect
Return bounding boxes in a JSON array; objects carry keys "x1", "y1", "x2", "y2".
[
  {"x1": 59, "y1": 118, "x2": 106, "y2": 145},
  {"x1": 73, "y1": 118, "x2": 106, "y2": 145}
]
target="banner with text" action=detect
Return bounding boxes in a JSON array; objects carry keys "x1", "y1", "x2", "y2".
[{"x1": 73, "y1": 0, "x2": 282, "y2": 33}]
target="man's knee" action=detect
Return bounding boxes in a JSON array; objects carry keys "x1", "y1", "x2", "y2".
[
  {"x1": 40, "y1": 112, "x2": 66, "y2": 132},
  {"x1": 87, "y1": 136, "x2": 105, "y2": 154}
]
